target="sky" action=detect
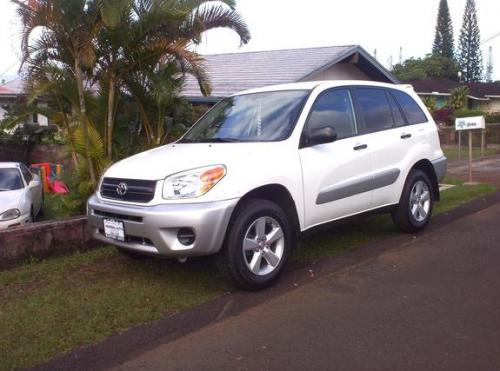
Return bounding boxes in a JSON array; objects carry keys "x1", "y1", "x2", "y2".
[{"x1": 0, "y1": 0, "x2": 499, "y2": 82}]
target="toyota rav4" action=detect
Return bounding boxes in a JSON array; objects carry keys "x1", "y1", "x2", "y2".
[{"x1": 87, "y1": 80, "x2": 447, "y2": 290}]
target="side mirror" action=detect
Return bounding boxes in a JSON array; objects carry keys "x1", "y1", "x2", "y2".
[
  {"x1": 29, "y1": 180, "x2": 41, "y2": 189},
  {"x1": 308, "y1": 126, "x2": 337, "y2": 147}
]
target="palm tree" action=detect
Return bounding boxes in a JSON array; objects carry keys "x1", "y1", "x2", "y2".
[
  {"x1": 95, "y1": 0, "x2": 250, "y2": 157},
  {"x1": 14, "y1": 0, "x2": 102, "y2": 185}
]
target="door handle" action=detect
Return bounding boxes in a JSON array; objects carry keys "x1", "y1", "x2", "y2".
[
  {"x1": 353, "y1": 144, "x2": 368, "y2": 151},
  {"x1": 400, "y1": 133, "x2": 412, "y2": 139}
]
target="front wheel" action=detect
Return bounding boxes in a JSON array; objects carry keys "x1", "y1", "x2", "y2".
[
  {"x1": 217, "y1": 199, "x2": 295, "y2": 290},
  {"x1": 392, "y1": 169, "x2": 434, "y2": 233}
]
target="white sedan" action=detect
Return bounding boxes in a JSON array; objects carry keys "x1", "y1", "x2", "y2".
[{"x1": 0, "y1": 162, "x2": 44, "y2": 229}]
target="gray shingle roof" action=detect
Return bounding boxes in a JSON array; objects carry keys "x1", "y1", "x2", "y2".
[{"x1": 182, "y1": 45, "x2": 362, "y2": 99}]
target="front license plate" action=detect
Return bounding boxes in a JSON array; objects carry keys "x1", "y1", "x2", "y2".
[{"x1": 103, "y1": 218, "x2": 125, "y2": 242}]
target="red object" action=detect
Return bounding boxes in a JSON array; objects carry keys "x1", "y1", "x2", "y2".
[{"x1": 51, "y1": 180, "x2": 69, "y2": 194}]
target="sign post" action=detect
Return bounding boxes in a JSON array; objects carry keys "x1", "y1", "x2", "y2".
[{"x1": 455, "y1": 116, "x2": 486, "y2": 184}]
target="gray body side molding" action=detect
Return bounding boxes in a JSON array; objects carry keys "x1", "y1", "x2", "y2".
[
  {"x1": 316, "y1": 168, "x2": 401, "y2": 205},
  {"x1": 431, "y1": 157, "x2": 447, "y2": 183}
]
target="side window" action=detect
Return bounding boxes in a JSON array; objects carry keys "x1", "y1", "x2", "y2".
[
  {"x1": 391, "y1": 90, "x2": 428, "y2": 125},
  {"x1": 20, "y1": 165, "x2": 32, "y2": 184},
  {"x1": 355, "y1": 88, "x2": 394, "y2": 133},
  {"x1": 306, "y1": 89, "x2": 357, "y2": 140},
  {"x1": 386, "y1": 91, "x2": 406, "y2": 127}
]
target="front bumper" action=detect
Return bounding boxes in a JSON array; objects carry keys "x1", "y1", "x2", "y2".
[
  {"x1": 0, "y1": 213, "x2": 31, "y2": 230},
  {"x1": 87, "y1": 195, "x2": 238, "y2": 257}
]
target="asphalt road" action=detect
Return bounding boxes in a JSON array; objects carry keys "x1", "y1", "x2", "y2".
[{"x1": 106, "y1": 202, "x2": 500, "y2": 370}]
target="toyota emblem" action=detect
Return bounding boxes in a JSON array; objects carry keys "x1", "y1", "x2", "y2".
[{"x1": 116, "y1": 182, "x2": 128, "y2": 196}]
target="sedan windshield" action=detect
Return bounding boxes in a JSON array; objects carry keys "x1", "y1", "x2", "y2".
[
  {"x1": 0, "y1": 168, "x2": 23, "y2": 191},
  {"x1": 180, "y1": 90, "x2": 310, "y2": 143}
]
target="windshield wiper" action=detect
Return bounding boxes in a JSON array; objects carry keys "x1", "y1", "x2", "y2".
[
  {"x1": 197, "y1": 138, "x2": 241, "y2": 143},
  {"x1": 0, "y1": 188, "x2": 12, "y2": 191}
]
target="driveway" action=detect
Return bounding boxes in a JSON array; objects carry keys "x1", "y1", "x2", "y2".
[
  {"x1": 447, "y1": 154, "x2": 500, "y2": 186},
  {"x1": 104, "y1": 200, "x2": 500, "y2": 370}
]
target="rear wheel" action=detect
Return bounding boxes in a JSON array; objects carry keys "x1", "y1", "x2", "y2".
[
  {"x1": 392, "y1": 169, "x2": 434, "y2": 233},
  {"x1": 217, "y1": 199, "x2": 295, "y2": 290}
]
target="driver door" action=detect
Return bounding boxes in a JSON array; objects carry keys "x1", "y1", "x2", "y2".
[{"x1": 299, "y1": 88, "x2": 374, "y2": 229}]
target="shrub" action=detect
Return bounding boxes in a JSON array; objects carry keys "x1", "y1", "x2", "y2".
[
  {"x1": 486, "y1": 111, "x2": 500, "y2": 123},
  {"x1": 422, "y1": 96, "x2": 436, "y2": 112},
  {"x1": 433, "y1": 107, "x2": 453, "y2": 125},
  {"x1": 450, "y1": 86, "x2": 469, "y2": 110},
  {"x1": 453, "y1": 109, "x2": 485, "y2": 121}
]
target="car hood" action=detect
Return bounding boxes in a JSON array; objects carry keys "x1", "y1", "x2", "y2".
[
  {"x1": 0, "y1": 189, "x2": 23, "y2": 213},
  {"x1": 105, "y1": 142, "x2": 275, "y2": 180}
]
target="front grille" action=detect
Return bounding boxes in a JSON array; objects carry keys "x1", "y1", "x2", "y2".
[{"x1": 100, "y1": 177, "x2": 156, "y2": 203}]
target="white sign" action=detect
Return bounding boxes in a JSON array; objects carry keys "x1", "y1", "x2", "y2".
[{"x1": 455, "y1": 116, "x2": 485, "y2": 131}]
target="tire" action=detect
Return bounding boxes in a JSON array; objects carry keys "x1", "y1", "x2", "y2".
[
  {"x1": 217, "y1": 198, "x2": 295, "y2": 290},
  {"x1": 392, "y1": 169, "x2": 434, "y2": 234},
  {"x1": 29, "y1": 206, "x2": 35, "y2": 223}
]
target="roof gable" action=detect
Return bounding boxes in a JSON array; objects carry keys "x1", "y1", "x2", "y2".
[{"x1": 182, "y1": 45, "x2": 397, "y2": 99}]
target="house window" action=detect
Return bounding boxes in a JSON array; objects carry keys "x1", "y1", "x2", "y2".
[{"x1": 33, "y1": 113, "x2": 38, "y2": 124}]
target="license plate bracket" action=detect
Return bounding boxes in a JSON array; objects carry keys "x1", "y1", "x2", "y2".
[{"x1": 103, "y1": 218, "x2": 125, "y2": 242}]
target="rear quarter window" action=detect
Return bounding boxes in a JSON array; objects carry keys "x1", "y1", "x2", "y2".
[{"x1": 391, "y1": 90, "x2": 428, "y2": 125}]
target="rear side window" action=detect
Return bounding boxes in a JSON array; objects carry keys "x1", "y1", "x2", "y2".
[
  {"x1": 391, "y1": 90, "x2": 428, "y2": 125},
  {"x1": 306, "y1": 89, "x2": 357, "y2": 140},
  {"x1": 355, "y1": 88, "x2": 394, "y2": 133},
  {"x1": 387, "y1": 92, "x2": 406, "y2": 127}
]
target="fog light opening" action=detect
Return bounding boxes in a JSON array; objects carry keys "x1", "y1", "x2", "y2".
[{"x1": 177, "y1": 228, "x2": 195, "y2": 246}]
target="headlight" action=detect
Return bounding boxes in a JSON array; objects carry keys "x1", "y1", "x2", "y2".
[
  {"x1": 163, "y1": 165, "x2": 226, "y2": 199},
  {"x1": 0, "y1": 209, "x2": 21, "y2": 221}
]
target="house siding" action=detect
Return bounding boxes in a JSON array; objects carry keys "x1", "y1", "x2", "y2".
[{"x1": 306, "y1": 63, "x2": 370, "y2": 81}]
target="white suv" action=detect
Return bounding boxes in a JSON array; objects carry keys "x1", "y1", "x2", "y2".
[{"x1": 87, "y1": 81, "x2": 446, "y2": 289}]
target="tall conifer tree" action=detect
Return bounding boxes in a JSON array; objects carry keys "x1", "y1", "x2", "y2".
[
  {"x1": 432, "y1": 0, "x2": 454, "y2": 59},
  {"x1": 458, "y1": 0, "x2": 483, "y2": 82}
]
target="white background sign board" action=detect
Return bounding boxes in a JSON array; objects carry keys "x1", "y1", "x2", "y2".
[{"x1": 455, "y1": 116, "x2": 486, "y2": 131}]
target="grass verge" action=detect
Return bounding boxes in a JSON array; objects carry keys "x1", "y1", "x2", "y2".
[
  {"x1": 442, "y1": 145, "x2": 498, "y2": 161},
  {"x1": 0, "y1": 179, "x2": 496, "y2": 370}
]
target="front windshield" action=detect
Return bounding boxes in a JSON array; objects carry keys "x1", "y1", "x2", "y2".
[
  {"x1": 0, "y1": 168, "x2": 23, "y2": 191},
  {"x1": 180, "y1": 90, "x2": 310, "y2": 143}
]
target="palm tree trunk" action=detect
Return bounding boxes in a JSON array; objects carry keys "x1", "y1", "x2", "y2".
[
  {"x1": 74, "y1": 57, "x2": 97, "y2": 185},
  {"x1": 106, "y1": 75, "x2": 115, "y2": 159},
  {"x1": 54, "y1": 96, "x2": 79, "y2": 168}
]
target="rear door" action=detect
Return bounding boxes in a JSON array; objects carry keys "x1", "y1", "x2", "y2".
[
  {"x1": 299, "y1": 88, "x2": 374, "y2": 229},
  {"x1": 352, "y1": 87, "x2": 408, "y2": 208}
]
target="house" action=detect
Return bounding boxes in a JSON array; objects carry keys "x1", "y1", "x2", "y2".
[
  {"x1": 408, "y1": 78, "x2": 500, "y2": 113},
  {"x1": 182, "y1": 45, "x2": 399, "y2": 104},
  {"x1": 0, "y1": 78, "x2": 49, "y2": 129}
]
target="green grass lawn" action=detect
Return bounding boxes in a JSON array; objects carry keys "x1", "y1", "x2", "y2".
[
  {"x1": 442, "y1": 145, "x2": 498, "y2": 161},
  {"x1": 0, "y1": 179, "x2": 496, "y2": 370}
]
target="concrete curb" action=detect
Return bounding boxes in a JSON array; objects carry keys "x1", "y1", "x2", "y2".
[{"x1": 0, "y1": 216, "x2": 96, "y2": 269}]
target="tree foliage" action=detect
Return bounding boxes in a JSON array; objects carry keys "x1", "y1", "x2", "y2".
[
  {"x1": 458, "y1": 0, "x2": 483, "y2": 82},
  {"x1": 12, "y1": 0, "x2": 251, "y2": 191},
  {"x1": 392, "y1": 55, "x2": 459, "y2": 81},
  {"x1": 432, "y1": 0, "x2": 454, "y2": 59}
]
